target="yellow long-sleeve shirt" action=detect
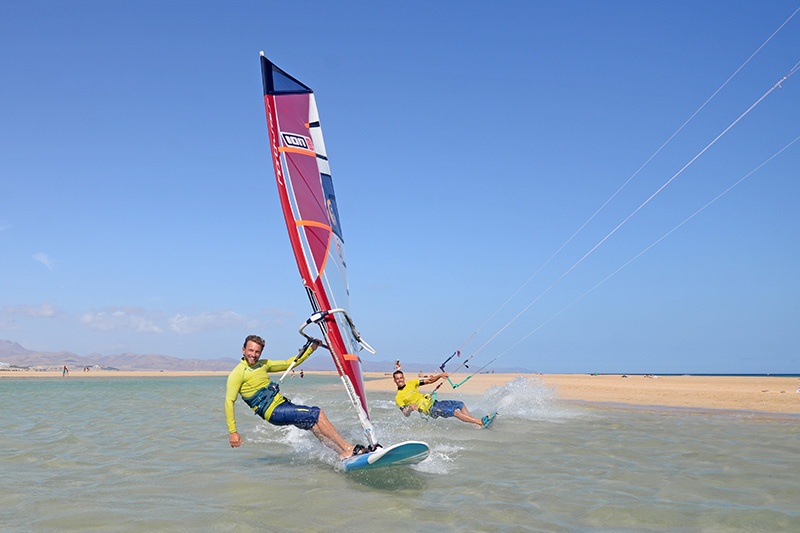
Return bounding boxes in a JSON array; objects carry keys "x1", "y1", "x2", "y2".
[
  {"x1": 394, "y1": 378, "x2": 434, "y2": 415},
  {"x1": 224, "y1": 345, "x2": 315, "y2": 434}
]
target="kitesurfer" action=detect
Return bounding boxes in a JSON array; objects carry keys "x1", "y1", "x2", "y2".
[
  {"x1": 225, "y1": 334, "x2": 371, "y2": 459},
  {"x1": 393, "y1": 370, "x2": 491, "y2": 428}
]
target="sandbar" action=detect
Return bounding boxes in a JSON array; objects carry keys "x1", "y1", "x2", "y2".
[
  {"x1": 362, "y1": 372, "x2": 800, "y2": 415},
  {"x1": 3, "y1": 369, "x2": 798, "y2": 415}
]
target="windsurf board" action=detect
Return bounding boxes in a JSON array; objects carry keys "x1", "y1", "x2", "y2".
[{"x1": 338, "y1": 440, "x2": 429, "y2": 472}]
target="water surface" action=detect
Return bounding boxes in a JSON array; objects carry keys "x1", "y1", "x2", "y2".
[{"x1": 1, "y1": 375, "x2": 797, "y2": 531}]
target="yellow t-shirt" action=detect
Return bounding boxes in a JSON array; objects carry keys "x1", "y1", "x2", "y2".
[
  {"x1": 395, "y1": 378, "x2": 434, "y2": 415},
  {"x1": 224, "y1": 345, "x2": 314, "y2": 433}
]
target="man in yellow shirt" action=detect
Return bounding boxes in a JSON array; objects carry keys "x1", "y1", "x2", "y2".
[
  {"x1": 226, "y1": 334, "x2": 370, "y2": 459},
  {"x1": 393, "y1": 370, "x2": 491, "y2": 428}
]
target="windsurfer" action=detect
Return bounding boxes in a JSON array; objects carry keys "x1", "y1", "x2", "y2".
[
  {"x1": 225, "y1": 335, "x2": 370, "y2": 459},
  {"x1": 393, "y1": 370, "x2": 489, "y2": 428}
]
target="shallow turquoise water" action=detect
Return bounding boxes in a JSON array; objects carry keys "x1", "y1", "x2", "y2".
[{"x1": 1, "y1": 375, "x2": 798, "y2": 531}]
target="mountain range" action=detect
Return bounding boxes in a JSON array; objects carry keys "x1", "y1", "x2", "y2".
[
  {"x1": 0, "y1": 339, "x2": 390, "y2": 372},
  {"x1": 0, "y1": 339, "x2": 235, "y2": 371},
  {"x1": 0, "y1": 339, "x2": 529, "y2": 373}
]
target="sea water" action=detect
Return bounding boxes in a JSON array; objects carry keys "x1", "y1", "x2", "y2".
[{"x1": 1, "y1": 374, "x2": 798, "y2": 532}]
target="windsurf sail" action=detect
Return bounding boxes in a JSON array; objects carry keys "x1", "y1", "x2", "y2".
[{"x1": 259, "y1": 53, "x2": 377, "y2": 447}]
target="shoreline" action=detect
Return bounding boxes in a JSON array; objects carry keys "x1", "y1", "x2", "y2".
[
  {"x1": 362, "y1": 372, "x2": 800, "y2": 415},
  {"x1": 3, "y1": 370, "x2": 798, "y2": 415}
]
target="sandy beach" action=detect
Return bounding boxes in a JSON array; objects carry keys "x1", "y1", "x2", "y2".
[
  {"x1": 3, "y1": 369, "x2": 798, "y2": 415},
  {"x1": 362, "y1": 372, "x2": 800, "y2": 415}
]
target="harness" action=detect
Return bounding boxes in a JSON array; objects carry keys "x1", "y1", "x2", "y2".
[{"x1": 242, "y1": 382, "x2": 281, "y2": 418}]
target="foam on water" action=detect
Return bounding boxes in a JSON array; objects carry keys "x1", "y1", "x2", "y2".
[
  {"x1": 416, "y1": 442, "x2": 461, "y2": 475},
  {"x1": 250, "y1": 416, "x2": 342, "y2": 467}
]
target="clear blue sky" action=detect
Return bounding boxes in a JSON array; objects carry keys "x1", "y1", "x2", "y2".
[{"x1": 2, "y1": 1, "x2": 798, "y2": 374}]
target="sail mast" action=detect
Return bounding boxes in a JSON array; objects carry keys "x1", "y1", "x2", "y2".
[{"x1": 259, "y1": 53, "x2": 377, "y2": 447}]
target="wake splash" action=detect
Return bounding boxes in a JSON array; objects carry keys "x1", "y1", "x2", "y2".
[
  {"x1": 480, "y1": 376, "x2": 582, "y2": 421},
  {"x1": 243, "y1": 376, "x2": 585, "y2": 473},
  {"x1": 251, "y1": 422, "x2": 339, "y2": 466}
]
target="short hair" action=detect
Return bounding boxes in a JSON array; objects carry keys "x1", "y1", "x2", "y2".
[
  {"x1": 392, "y1": 370, "x2": 404, "y2": 378},
  {"x1": 243, "y1": 334, "x2": 266, "y2": 349}
]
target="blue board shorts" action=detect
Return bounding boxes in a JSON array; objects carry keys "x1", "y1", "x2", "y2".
[
  {"x1": 429, "y1": 400, "x2": 465, "y2": 419},
  {"x1": 268, "y1": 401, "x2": 320, "y2": 430}
]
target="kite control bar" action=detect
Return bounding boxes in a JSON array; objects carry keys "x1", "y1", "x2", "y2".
[
  {"x1": 298, "y1": 308, "x2": 376, "y2": 354},
  {"x1": 441, "y1": 350, "x2": 473, "y2": 388},
  {"x1": 438, "y1": 351, "x2": 460, "y2": 373},
  {"x1": 430, "y1": 350, "x2": 474, "y2": 401}
]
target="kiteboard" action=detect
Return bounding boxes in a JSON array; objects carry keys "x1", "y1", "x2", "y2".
[
  {"x1": 338, "y1": 440, "x2": 430, "y2": 472},
  {"x1": 482, "y1": 412, "x2": 498, "y2": 429}
]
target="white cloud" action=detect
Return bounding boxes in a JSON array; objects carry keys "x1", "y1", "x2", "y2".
[
  {"x1": 22, "y1": 303, "x2": 57, "y2": 317},
  {"x1": 81, "y1": 307, "x2": 164, "y2": 333},
  {"x1": 168, "y1": 309, "x2": 259, "y2": 334},
  {"x1": 78, "y1": 306, "x2": 294, "y2": 336},
  {"x1": 2, "y1": 303, "x2": 58, "y2": 318},
  {"x1": 33, "y1": 252, "x2": 54, "y2": 270},
  {"x1": 0, "y1": 303, "x2": 58, "y2": 331}
]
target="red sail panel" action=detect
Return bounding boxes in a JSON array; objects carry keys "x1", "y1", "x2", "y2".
[{"x1": 260, "y1": 54, "x2": 371, "y2": 425}]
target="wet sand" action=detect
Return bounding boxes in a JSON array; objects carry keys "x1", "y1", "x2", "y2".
[{"x1": 3, "y1": 369, "x2": 798, "y2": 414}]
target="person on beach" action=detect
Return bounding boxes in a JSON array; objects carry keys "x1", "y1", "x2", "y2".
[
  {"x1": 225, "y1": 334, "x2": 372, "y2": 459},
  {"x1": 393, "y1": 370, "x2": 491, "y2": 428}
]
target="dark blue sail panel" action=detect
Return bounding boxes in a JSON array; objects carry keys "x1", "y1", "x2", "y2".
[{"x1": 260, "y1": 54, "x2": 312, "y2": 95}]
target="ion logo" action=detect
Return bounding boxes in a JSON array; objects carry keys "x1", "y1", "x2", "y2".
[{"x1": 281, "y1": 133, "x2": 314, "y2": 151}]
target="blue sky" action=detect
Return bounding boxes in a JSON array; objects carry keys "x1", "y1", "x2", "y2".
[{"x1": 1, "y1": 1, "x2": 798, "y2": 374}]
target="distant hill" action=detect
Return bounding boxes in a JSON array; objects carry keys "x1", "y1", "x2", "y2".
[
  {"x1": 0, "y1": 339, "x2": 233, "y2": 371},
  {"x1": 0, "y1": 340, "x2": 33, "y2": 357},
  {"x1": 0, "y1": 339, "x2": 529, "y2": 373},
  {"x1": 0, "y1": 339, "x2": 398, "y2": 372}
]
